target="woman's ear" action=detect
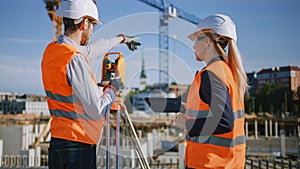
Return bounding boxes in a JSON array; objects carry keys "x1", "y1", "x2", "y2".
[{"x1": 204, "y1": 37, "x2": 211, "y2": 47}]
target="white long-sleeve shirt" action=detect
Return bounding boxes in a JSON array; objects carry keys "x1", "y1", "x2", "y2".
[{"x1": 57, "y1": 35, "x2": 122, "y2": 120}]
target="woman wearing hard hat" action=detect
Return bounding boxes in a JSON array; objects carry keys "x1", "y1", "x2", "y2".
[
  {"x1": 175, "y1": 14, "x2": 247, "y2": 168},
  {"x1": 41, "y1": 0, "x2": 140, "y2": 169}
]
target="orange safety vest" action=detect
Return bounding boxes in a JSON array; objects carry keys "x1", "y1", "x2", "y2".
[
  {"x1": 41, "y1": 42, "x2": 103, "y2": 145},
  {"x1": 185, "y1": 59, "x2": 245, "y2": 168}
]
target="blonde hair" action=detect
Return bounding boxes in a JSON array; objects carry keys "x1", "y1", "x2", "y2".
[{"x1": 216, "y1": 39, "x2": 248, "y2": 99}]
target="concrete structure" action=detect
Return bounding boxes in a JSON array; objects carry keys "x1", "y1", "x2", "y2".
[
  {"x1": 245, "y1": 117, "x2": 299, "y2": 140},
  {"x1": 178, "y1": 143, "x2": 186, "y2": 169},
  {"x1": 0, "y1": 123, "x2": 48, "y2": 167},
  {"x1": 0, "y1": 140, "x2": 3, "y2": 166},
  {"x1": 0, "y1": 125, "x2": 35, "y2": 155}
]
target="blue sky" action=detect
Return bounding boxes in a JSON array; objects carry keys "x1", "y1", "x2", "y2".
[{"x1": 0, "y1": 0, "x2": 299, "y2": 94}]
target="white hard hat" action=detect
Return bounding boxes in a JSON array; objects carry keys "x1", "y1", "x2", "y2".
[
  {"x1": 188, "y1": 14, "x2": 237, "y2": 42},
  {"x1": 57, "y1": 0, "x2": 101, "y2": 25}
]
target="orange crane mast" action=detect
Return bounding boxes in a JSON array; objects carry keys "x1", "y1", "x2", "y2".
[{"x1": 44, "y1": 0, "x2": 62, "y2": 41}]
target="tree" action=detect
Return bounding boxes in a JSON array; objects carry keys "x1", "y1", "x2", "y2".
[
  {"x1": 253, "y1": 82, "x2": 293, "y2": 117},
  {"x1": 270, "y1": 104, "x2": 274, "y2": 114},
  {"x1": 259, "y1": 104, "x2": 263, "y2": 113},
  {"x1": 244, "y1": 94, "x2": 252, "y2": 114},
  {"x1": 293, "y1": 104, "x2": 298, "y2": 117}
]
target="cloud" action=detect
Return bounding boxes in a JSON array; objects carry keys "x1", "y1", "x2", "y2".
[
  {"x1": 0, "y1": 53, "x2": 43, "y2": 94},
  {"x1": 0, "y1": 63, "x2": 43, "y2": 94},
  {"x1": 8, "y1": 38, "x2": 49, "y2": 44}
]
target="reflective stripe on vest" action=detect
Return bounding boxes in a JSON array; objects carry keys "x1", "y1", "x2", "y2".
[
  {"x1": 45, "y1": 90, "x2": 76, "y2": 104},
  {"x1": 185, "y1": 109, "x2": 213, "y2": 118},
  {"x1": 47, "y1": 89, "x2": 103, "y2": 121},
  {"x1": 185, "y1": 109, "x2": 244, "y2": 120},
  {"x1": 186, "y1": 109, "x2": 245, "y2": 147},
  {"x1": 50, "y1": 109, "x2": 92, "y2": 121},
  {"x1": 187, "y1": 135, "x2": 245, "y2": 148}
]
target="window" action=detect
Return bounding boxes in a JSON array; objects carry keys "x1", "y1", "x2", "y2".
[{"x1": 290, "y1": 70, "x2": 296, "y2": 77}]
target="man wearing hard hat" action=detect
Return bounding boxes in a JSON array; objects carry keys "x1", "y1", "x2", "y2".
[
  {"x1": 41, "y1": 0, "x2": 140, "y2": 168},
  {"x1": 175, "y1": 14, "x2": 247, "y2": 168}
]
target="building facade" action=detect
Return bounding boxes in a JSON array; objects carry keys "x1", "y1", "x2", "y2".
[
  {"x1": 24, "y1": 101, "x2": 49, "y2": 115},
  {"x1": 246, "y1": 72, "x2": 257, "y2": 96},
  {"x1": 256, "y1": 65, "x2": 300, "y2": 93},
  {"x1": 132, "y1": 92, "x2": 150, "y2": 111},
  {"x1": 0, "y1": 92, "x2": 49, "y2": 115}
]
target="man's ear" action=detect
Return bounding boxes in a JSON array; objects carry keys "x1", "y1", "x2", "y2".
[{"x1": 79, "y1": 19, "x2": 89, "y2": 31}]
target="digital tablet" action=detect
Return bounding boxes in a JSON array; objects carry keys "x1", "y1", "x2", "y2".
[{"x1": 144, "y1": 97, "x2": 181, "y2": 112}]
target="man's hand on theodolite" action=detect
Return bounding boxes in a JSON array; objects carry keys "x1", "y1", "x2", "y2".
[{"x1": 109, "y1": 77, "x2": 124, "y2": 93}]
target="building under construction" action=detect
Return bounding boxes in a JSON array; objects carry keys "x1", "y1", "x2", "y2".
[{"x1": 0, "y1": 111, "x2": 300, "y2": 168}]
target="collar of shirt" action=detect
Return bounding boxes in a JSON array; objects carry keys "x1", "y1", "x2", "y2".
[
  {"x1": 206, "y1": 56, "x2": 225, "y2": 67},
  {"x1": 56, "y1": 35, "x2": 80, "y2": 51},
  {"x1": 200, "y1": 56, "x2": 225, "y2": 72}
]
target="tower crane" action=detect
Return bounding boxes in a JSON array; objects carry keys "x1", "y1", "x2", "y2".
[{"x1": 137, "y1": 0, "x2": 201, "y2": 90}]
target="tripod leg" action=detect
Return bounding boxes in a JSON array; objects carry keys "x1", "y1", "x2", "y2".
[
  {"x1": 106, "y1": 110, "x2": 110, "y2": 169},
  {"x1": 116, "y1": 105, "x2": 120, "y2": 169},
  {"x1": 120, "y1": 110, "x2": 151, "y2": 169}
]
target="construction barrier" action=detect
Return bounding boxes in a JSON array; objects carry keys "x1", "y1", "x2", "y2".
[
  {"x1": 1, "y1": 155, "x2": 300, "y2": 169},
  {"x1": 0, "y1": 155, "x2": 180, "y2": 169},
  {"x1": 246, "y1": 158, "x2": 300, "y2": 169}
]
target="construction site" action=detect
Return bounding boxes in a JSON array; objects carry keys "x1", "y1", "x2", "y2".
[
  {"x1": 1, "y1": 0, "x2": 300, "y2": 169},
  {"x1": 0, "y1": 112, "x2": 300, "y2": 168}
]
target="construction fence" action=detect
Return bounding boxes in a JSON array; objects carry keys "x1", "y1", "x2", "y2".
[
  {"x1": 0, "y1": 155, "x2": 300, "y2": 169},
  {"x1": 0, "y1": 155, "x2": 179, "y2": 169},
  {"x1": 246, "y1": 158, "x2": 300, "y2": 169}
]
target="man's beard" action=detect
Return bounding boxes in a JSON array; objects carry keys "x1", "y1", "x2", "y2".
[
  {"x1": 195, "y1": 52, "x2": 202, "y2": 61},
  {"x1": 80, "y1": 30, "x2": 90, "y2": 46}
]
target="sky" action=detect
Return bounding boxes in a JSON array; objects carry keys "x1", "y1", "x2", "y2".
[{"x1": 0, "y1": 0, "x2": 299, "y2": 95}]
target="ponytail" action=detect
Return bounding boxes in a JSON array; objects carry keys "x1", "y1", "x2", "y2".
[
  {"x1": 204, "y1": 30, "x2": 248, "y2": 99},
  {"x1": 227, "y1": 39, "x2": 248, "y2": 99}
]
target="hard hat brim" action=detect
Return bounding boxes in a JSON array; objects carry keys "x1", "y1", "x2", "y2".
[
  {"x1": 85, "y1": 16, "x2": 102, "y2": 25},
  {"x1": 95, "y1": 19, "x2": 102, "y2": 25},
  {"x1": 188, "y1": 32, "x2": 196, "y2": 41},
  {"x1": 188, "y1": 30, "x2": 204, "y2": 41}
]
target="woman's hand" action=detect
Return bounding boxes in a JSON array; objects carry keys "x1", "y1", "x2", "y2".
[{"x1": 174, "y1": 113, "x2": 187, "y2": 130}]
